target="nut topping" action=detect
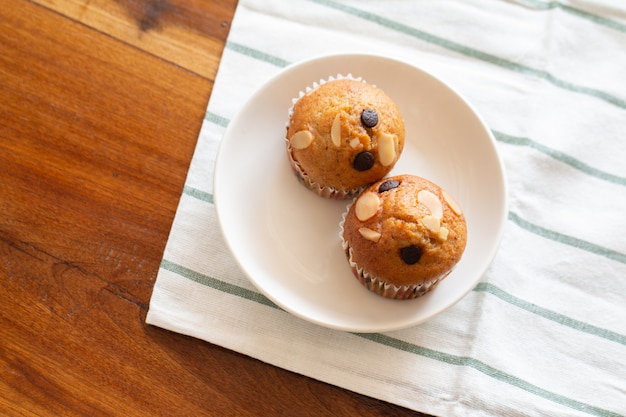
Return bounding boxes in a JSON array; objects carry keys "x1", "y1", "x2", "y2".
[
  {"x1": 290, "y1": 130, "x2": 314, "y2": 149},
  {"x1": 420, "y1": 215, "x2": 440, "y2": 234},
  {"x1": 355, "y1": 192, "x2": 380, "y2": 221},
  {"x1": 442, "y1": 190, "x2": 463, "y2": 216},
  {"x1": 359, "y1": 227, "x2": 381, "y2": 242},
  {"x1": 378, "y1": 132, "x2": 396, "y2": 167},
  {"x1": 331, "y1": 114, "x2": 341, "y2": 147},
  {"x1": 418, "y1": 190, "x2": 443, "y2": 219}
]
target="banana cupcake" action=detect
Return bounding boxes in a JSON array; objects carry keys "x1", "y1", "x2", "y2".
[
  {"x1": 340, "y1": 174, "x2": 467, "y2": 299},
  {"x1": 286, "y1": 76, "x2": 405, "y2": 199}
]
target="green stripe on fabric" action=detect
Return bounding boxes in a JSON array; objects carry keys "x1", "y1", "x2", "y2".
[
  {"x1": 355, "y1": 333, "x2": 622, "y2": 417},
  {"x1": 308, "y1": 0, "x2": 626, "y2": 110},
  {"x1": 213, "y1": 47, "x2": 623, "y2": 189},
  {"x1": 183, "y1": 186, "x2": 214, "y2": 204},
  {"x1": 225, "y1": 40, "x2": 290, "y2": 68},
  {"x1": 160, "y1": 259, "x2": 622, "y2": 416},
  {"x1": 205, "y1": 112, "x2": 231, "y2": 128},
  {"x1": 560, "y1": 4, "x2": 626, "y2": 33},
  {"x1": 509, "y1": 211, "x2": 626, "y2": 264},
  {"x1": 196, "y1": 118, "x2": 625, "y2": 266},
  {"x1": 162, "y1": 257, "x2": 626, "y2": 346},
  {"x1": 493, "y1": 130, "x2": 626, "y2": 187},
  {"x1": 160, "y1": 258, "x2": 278, "y2": 309},
  {"x1": 204, "y1": 111, "x2": 230, "y2": 128},
  {"x1": 474, "y1": 283, "x2": 626, "y2": 346},
  {"x1": 202, "y1": 112, "x2": 626, "y2": 189},
  {"x1": 514, "y1": 0, "x2": 626, "y2": 33},
  {"x1": 181, "y1": 177, "x2": 625, "y2": 268}
]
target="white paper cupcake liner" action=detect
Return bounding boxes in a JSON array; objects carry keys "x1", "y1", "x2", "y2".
[
  {"x1": 338, "y1": 206, "x2": 447, "y2": 300},
  {"x1": 285, "y1": 74, "x2": 370, "y2": 200},
  {"x1": 286, "y1": 74, "x2": 369, "y2": 119},
  {"x1": 285, "y1": 150, "x2": 364, "y2": 199}
]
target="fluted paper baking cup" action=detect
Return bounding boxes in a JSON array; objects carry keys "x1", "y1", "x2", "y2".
[
  {"x1": 339, "y1": 206, "x2": 446, "y2": 300},
  {"x1": 285, "y1": 74, "x2": 370, "y2": 200}
]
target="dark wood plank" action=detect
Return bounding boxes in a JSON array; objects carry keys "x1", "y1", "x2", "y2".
[
  {"x1": 31, "y1": 0, "x2": 237, "y2": 78},
  {"x1": 0, "y1": 1, "x2": 429, "y2": 416},
  {"x1": 0, "y1": 0, "x2": 207, "y2": 303}
]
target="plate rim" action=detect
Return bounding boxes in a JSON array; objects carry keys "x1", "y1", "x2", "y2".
[{"x1": 214, "y1": 52, "x2": 508, "y2": 332}]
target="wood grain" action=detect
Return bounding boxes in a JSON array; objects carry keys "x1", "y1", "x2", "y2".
[
  {"x1": 0, "y1": 1, "x2": 429, "y2": 416},
  {"x1": 32, "y1": 0, "x2": 234, "y2": 78}
]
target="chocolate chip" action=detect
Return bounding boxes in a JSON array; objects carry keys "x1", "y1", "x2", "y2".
[
  {"x1": 361, "y1": 109, "x2": 378, "y2": 128},
  {"x1": 400, "y1": 246, "x2": 422, "y2": 265},
  {"x1": 353, "y1": 151, "x2": 375, "y2": 171},
  {"x1": 378, "y1": 179, "x2": 399, "y2": 193}
]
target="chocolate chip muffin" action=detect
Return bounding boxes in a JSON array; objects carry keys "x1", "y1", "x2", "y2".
[
  {"x1": 340, "y1": 175, "x2": 467, "y2": 299},
  {"x1": 286, "y1": 77, "x2": 405, "y2": 199}
]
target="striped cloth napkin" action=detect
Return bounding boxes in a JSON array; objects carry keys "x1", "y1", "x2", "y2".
[{"x1": 146, "y1": 1, "x2": 626, "y2": 415}]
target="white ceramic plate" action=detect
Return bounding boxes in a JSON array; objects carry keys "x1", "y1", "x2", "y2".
[{"x1": 214, "y1": 53, "x2": 507, "y2": 333}]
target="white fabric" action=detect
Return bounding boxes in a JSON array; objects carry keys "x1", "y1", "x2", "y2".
[{"x1": 147, "y1": 1, "x2": 626, "y2": 416}]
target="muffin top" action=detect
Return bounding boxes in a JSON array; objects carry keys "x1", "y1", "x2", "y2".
[
  {"x1": 342, "y1": 175, "x2": 467, "y2": 287},
  {"x1": 286, "y1": 78, "x2": 405, "y2": 193}
]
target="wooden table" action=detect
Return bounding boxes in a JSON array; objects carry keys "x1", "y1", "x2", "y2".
[{"x1": 0, "y1": 1, "x2": 430, "y2": 415}]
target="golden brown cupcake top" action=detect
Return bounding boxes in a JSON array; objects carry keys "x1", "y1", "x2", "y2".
[
  {"x1": 287, "y1": 78, "x2": 405, "y2": 193},
  {"x1": 342, "y1": 175, "x2": 467, "y2": 287}
]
